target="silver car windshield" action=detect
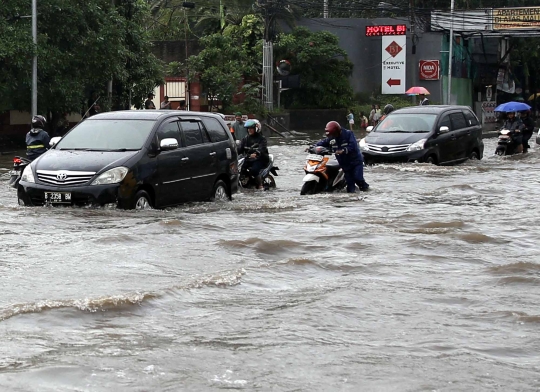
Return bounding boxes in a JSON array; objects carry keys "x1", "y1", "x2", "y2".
[
  {"x1": 56, "y1": 119, "x2": 155, "y2": 151},
  {"x1": 375, "y1": 114, "x2": 437, "y2": 133}
]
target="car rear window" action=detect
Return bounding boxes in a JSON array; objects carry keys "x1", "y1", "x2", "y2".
[
  {"x1": 202, "y1": 117, "x2": 230, "y2": 142},
  {"x1": 449, "y1": 113, "x2": 467, "y2": 130},
  {"x1": 56, "y1": 119, "x2": 154, "y2": 150},
  {"x1": 464, "y1": 110, "x2": 479, "y2": 126},
  {"x1": 181, "y1": 121, "x2": 204, "y2": 146}
]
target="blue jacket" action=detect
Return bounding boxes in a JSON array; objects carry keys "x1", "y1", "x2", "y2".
[{"x1": 316, "y1": 128, "x2": 363, "y2": 170}]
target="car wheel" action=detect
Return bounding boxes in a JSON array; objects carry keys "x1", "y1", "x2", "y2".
[
  {"x1": 263, "y1": 175, "x2": 276, "y2": 190},
  {"x1": 300, "y1": 181, "x2": 317, "y2": 195},
  {"x1": 469, "y1": 150, "x2": 479, "y2": 160},
  {"x1": 133, "y1": 190, "x2": 152, "y2": 210},
  {"x1": 211, "y1": 180, "x2": 229, "y2": 201},
  {"x1": 425, "y1": 155, "x2": 437, "y2": 165},
  {"x1": 495, "y1": 147, "x2": 505, "y2": 156}
]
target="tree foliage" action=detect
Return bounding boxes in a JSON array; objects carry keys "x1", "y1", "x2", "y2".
[
  {"x1": 274, "y1": 27, "x2": 354, "y2": 109},
  {"x1": 0, "y1": 0, "x2": 163, "y2": 130}
]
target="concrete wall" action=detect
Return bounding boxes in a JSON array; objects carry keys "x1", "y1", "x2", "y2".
[{"x1": 296, "y1": 18, "x2": 445, "y2": 104}]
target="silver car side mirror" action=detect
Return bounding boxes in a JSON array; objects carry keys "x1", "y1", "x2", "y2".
[
  {"x1": 366, "y1": 126, "x2": 373, "y2": 133},
  {"x1": 160, "y1": 138, "x2": 179, "y2": 151},
  {"x1": 439, "y1": 126, "x2": 450, "y2": 134},
  {"x1": 49, "y1": 136, "x2": 61, "y2": 147}
]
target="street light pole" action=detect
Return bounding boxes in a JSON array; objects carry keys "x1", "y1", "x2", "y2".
[
  {"x1": 31, "y1": 0, "x2": 37, "y2": 116},
  {"x1": 447, "y1": 0, "x2": 455, "y2": 105}
]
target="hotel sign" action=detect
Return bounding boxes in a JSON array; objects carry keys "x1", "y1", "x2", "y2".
[{"x1": 493, "y1": 7, "x2": 540, "y2": 30}]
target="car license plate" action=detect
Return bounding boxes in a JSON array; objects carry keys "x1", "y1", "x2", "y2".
[
  {"x1": 8, "y1": 170, "x2": 20, "y2": 176},
  {"x1": 306, "y1": 154, "x2": 323, "y2": 161},
  {"x1": 44, "y1": 192, "x2": 72, "y2": 204}
]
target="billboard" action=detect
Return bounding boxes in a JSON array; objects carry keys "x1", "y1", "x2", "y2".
[
  {"x1": 419, "y1": 60, "x2": 440, "y2": 81},
  {"x1": 493, "y1": 7, "x2": 540, "y2": 30},
  {"x1": 381, "y1": 36, "x2": 406, "y2": 94}
]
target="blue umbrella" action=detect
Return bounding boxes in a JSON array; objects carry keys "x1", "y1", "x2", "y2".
[{"x1": 494, "y1": 101, "x2": 531, "y2": 112}]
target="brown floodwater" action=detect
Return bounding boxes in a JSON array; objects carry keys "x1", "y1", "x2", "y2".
[{"x1": 0, "y1": 136, "x2": 539, "y2": 391}]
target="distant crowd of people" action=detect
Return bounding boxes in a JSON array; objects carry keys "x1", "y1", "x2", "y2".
[{"x1": 144, "y1": 93, "x2": 186, "y2": 111}]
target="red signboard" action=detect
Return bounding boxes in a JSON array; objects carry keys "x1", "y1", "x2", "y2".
[
  {"x1": 419, "y1": 60, "x2": 440, "y2": 80},
  {"x1": 365, "y1": 24, "x2": 407, "y2": 36}
]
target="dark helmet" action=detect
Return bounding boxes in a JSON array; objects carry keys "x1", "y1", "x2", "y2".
[
  {"x1": 31, "y1": 115, "x2": 47, "y2": 130},
  {"x1": 383, "y1": 104, "x2": 394, "y2": 115},
  {"x1": 325, "y1": 121, "x2": 341, "y2": 138}
]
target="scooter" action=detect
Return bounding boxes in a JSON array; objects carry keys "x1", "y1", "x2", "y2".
[
  {"x1": 300, "y1": 146, "x2": 346, "y2": 195},
  {"x1": 237, "y1": 151, "x2": 279, "y2": 190},
  {"x1": 495, "y1": 129, "x2": 522, "y2": 156},
  {"x1": 8, "y1": 156, "x2": 32, "y2": 188}
]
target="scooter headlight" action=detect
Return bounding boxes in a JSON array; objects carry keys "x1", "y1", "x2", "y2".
[
  {"x1": 359, "y1": 138, "x2": 369, "y2": 151},
  {"x1": 21, "y1": 165, "x2": 35, "y2": 183},
  {"x1": 407, "y1": 138, "x2": 427, "y2": 152}
]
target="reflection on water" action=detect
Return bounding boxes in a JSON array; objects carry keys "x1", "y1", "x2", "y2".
[{"x1": 0, "y1": 138, "x2": 539, "y2": 391}]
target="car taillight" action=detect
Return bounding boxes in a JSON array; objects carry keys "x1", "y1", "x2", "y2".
[{"x1": 230, "y1": 161, "x2": 238, "y2": 174}]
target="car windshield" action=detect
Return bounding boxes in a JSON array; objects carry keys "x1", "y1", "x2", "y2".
[
  {"x1": 56, "y1": 119, "x2": 155, "y2": 151},
  {"x1": 374, "y1": 113, "x2": 437, "y2": 133}
]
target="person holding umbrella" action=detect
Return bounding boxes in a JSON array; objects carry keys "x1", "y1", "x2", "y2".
[
  {"x1": 405, "y1": 87, "x2": 430, "y2": 105},
  {"x1": 501, "y1": 111, "x2": 524, "y2": 154}
]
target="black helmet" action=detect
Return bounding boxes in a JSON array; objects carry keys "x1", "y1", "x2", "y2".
[
  {"x1": 383, "y1": 104, "x2": 394, "y2": 115},
  {"x1": 31, "y1": 115, "x2": 47, "y2": 129}
]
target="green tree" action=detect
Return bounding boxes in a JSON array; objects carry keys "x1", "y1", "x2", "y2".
[
  {"x1": 273, "y1": 27, "x2": 354, "y2": 109},
  {"x1": 187, "y1": 33, "x2": 253, "y2": 112},
  {"x1": 0, "y1": 0, "x2": 163, "y2": 132}
]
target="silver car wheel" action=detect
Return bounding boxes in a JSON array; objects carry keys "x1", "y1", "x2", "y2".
[
  {"x1": 214, "y1": 185, "x2": 228, "y2": 201},
  {"x1": 135, "y1": 196, "x2": 151, "y2": 210}
]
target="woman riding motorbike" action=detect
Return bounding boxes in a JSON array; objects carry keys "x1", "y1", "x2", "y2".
[
  {"x1": 238, "y1": 119, "x2": 269, "y2": 190},
  {"x1": 501, "y1": 111, "x2": 524, "y2": 154}
]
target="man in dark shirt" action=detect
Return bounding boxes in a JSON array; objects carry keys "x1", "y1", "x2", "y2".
[{"x1": 145, "y1": 93, "x2": 156, "y2": 109}]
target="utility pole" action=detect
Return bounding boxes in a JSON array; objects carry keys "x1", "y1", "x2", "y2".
[
  {"x1": 182, "y1": 2, "x2": 195, "y2": 110},
  {"x1": 410, "y1": 0, "x2": 417, "y2": 105},
  {"x1": 259, "y1": 0, "x2": 275, "y2": 112},
  {"x1": 447, "y1": 0, "x2": 455, "y2": 105},
  {"x1": 31, "y1": 0, "x2": 37, "y2": 116},
  {"x1": 323, "y1": 0, "x2": 328, "y2": 18}
]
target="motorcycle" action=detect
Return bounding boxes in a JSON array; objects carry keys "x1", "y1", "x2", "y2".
[
  {"x1": 300, "y1": 146, "x2": 346, "y2": 195},
  {"x1": 8, "y1": 156, "x2": 32, "y2": 189},
  {"x1": 237, "y1": 145, "x2": 279, "y2": 190},
  {"x1": 495, "y1": 129, "x2": 523, "y2": 156}
]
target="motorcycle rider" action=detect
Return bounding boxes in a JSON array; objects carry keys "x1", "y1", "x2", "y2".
[
  {"x1": 502, "y1": 111, "x2": 524, "y2": 154},
  {"x1": 238, "y1": 119, "x2": 269, "y2": 190},
  {"x1": 519, "y1": 110, "x2": 535, "y2": 153},
  {"x1": 316, "y1": 121, "x2": 369, "y2": 193},
  {"x1": 26, "y1": 115, "x2": 51, "y2": 161},
  {"x1": 379, "y1": 104, "x2": 394, "y2": 123}
]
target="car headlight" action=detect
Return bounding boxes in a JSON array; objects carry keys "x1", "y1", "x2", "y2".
[
  {"x1": 359, "y1": 138, "x2": 369, "y2": 151},
  {"x1": 407, "y1": 138, "x2": 427, "y2": 151},
  {"x1": 21, "y1": 165, "x2": 35, "y2": 183},
  {"x1": 91, "y1": 167, "x2": 129, "y2": 185}
]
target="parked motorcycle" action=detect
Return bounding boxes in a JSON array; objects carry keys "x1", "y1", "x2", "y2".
[
  {"x1": 237, "y1": 150, "x2": 279, "y2": 190},
  {"x1": 8, "y1": 156, "x2": 32, "y2": 188},
  {"x1": 300, "y1": 146, "x2": 346, "y2": 195},
  {"x1": 495, "y1": 129, "x2": 522, "y2": 156}
]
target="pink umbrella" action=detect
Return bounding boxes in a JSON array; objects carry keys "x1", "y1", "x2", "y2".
[{"x1": 405, "y1": 86, "x2": 430, "y2": 96}]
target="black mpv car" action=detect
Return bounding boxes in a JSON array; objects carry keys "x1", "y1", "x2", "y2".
[
  {"x1": 360, "y1": 105, "x2": 484, "y2": 165},
  {"x1": 18, "y1": 110, "x2": 239, "y2": 209}
]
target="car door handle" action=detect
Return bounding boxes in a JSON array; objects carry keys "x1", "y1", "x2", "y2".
[
  {"x1": 209, "y1": 152, "x2": 216, "y2": 156},
  {"x1": 451, "y1": 135, "x2": 457, "y2": 140},
  {"x1": 181, "y1": 157, "x2": 189, "y2": 161}
]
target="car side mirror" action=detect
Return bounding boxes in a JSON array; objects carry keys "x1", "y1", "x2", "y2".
[
  {"x1": 439, "y1": 126, "x2": 450, "y2": 134},
  {"x1": 160, "y1": 138, "x2": 178, "y2": 151},
  {"x1": 366, "y1": 126, "x2": 373, "y2": 133},
  {"x1": 49, "y1": 136, "x2": 61, "y2": 147}
]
